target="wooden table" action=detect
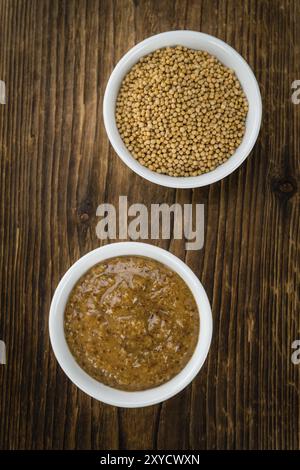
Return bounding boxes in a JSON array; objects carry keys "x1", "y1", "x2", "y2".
[{"x1": 0, "y1": 0, "x2": 299, "y2": 450}]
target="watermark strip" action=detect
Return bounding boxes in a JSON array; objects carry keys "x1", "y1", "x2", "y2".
[{"x1": 0, "y1": 80, "x2": 5, "y2": 104}]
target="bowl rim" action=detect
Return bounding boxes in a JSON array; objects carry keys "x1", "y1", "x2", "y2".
[
  {"x1": 49, "y1": 242, "x2": 213, "y2": 407},
  {"x1": 103, "y1": 30, "x2": 262, "y2": 189}
]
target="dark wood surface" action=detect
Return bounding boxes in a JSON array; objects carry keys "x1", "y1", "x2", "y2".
[{"x1": 0, "y1": 0, "x2": 299, "y2": 450}]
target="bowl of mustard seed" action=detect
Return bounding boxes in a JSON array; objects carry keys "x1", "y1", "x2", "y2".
[{"x1": 103, "y1": 30, "x2": 262, "y2": 188}]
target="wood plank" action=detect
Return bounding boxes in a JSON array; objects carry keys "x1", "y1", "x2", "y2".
[{"x1": 0, "y1": 0, "x2": 299, "y2": 450}]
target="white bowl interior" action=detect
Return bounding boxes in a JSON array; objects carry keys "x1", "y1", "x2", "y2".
[
  {"x1": 49, "y1": 242, "x2": 212, "y2": 407},
  {"x1": 103, "y1": 30, "x2": 262, "y2": 188}
]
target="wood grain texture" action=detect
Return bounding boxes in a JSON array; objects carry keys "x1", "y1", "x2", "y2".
[{"x1": 0, "y1": 0, "x2": 299, "y2": 450}]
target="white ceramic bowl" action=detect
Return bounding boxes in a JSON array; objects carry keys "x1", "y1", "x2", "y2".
[
  {"x1": 49, "y1": 242, "x2": 212, "y2": 408},
  {"x1": 103, "y1": 30, "x2": 262, "y2": 188}
]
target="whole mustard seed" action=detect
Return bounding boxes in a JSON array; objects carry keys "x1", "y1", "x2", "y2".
[{"x1": 116, "y1": 46, "x2": 249, "y2": 177}]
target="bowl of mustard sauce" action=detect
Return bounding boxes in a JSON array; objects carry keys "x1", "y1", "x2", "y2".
[{"x1": 49, "y1": 242, "x2": 212, "y2": 407}]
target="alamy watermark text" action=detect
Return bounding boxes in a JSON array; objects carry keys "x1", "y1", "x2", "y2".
[
  {"x1": 0, "y1": 340, "x2": 6, "y2": 365},
  {"x1": 96, "y1": 196, "x2": 204, "y2": 250}
]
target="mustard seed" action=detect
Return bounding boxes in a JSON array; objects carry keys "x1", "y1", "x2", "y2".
[{"x1": 116, "y1": 46, "x2": 248, "y2": 177}]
